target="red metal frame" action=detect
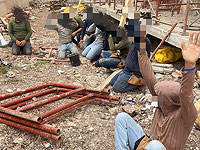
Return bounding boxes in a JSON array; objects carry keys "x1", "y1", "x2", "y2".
[
  {"x1": 0, "y1": 82, "x2": 119, "y2": 140},
  {"x1": 155, "y1": 0, "x2": 200, "y2": 34}
]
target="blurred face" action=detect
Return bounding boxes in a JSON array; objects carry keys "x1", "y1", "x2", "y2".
[{"x1": 125, "y1": 11, "x2": 152, "y2": 51}]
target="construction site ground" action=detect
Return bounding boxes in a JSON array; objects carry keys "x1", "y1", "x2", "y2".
[{"x1": 0, "y1": 7, "x2": 199, "y2": 150}]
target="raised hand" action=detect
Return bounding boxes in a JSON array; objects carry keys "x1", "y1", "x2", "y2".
[{"x1": 181, "y1": 32, "x2": 200, "y2": 68}]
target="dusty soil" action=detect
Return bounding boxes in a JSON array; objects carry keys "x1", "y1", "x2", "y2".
[{"x1": 0, "y1": 7, "x2": 199, "y2": 150}]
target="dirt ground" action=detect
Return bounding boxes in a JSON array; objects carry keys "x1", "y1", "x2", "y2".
[{"x1": 0, "y1": 7, "x2": 199, "y2": 150}]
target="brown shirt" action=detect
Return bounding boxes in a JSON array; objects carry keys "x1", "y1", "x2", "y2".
[{"x1": 138, "y1": 51, "x2": 198, "y2": 150}]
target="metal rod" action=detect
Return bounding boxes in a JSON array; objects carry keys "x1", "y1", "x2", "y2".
[
  {"x1": 18, "y1": 88, "x2": 85, "y2": 112},
  {"x1": 0, "y1": 117, "x2": 61, "y2": 140},
  {"x1": 159, "y1": 2, "x2": 200, "y2": 6},
  {"x1": 41, "y1": 100, "x2": 90, "y2": 124},
  {"x1": 183, "y1": 0, "x2": 190, "y2": 34},
  {"x1": 150, "y1": 23, "x2": 178, "y2": 60},
  {"x1": 36, "y1": 58, "x2": 70, "y2": 62},
  {"x1": 0, "y1": 112, "x2": 60, "y2": 135},
  {"x1": 188, "y1": 16, "x2": 200, "y2": 27},
  {"x1": 108, "y1": 0, "x2": 111, "y2": 6},
  {"x1": 8, "y1": 99, "x2": 32, "y2": 110},
  {"x1": 56, "y1": 89, "x2": 119, "y2": 104},
  {"x1": 122, "y1": 0, "x2": 125, "y2": 6},
  {"x1": 1, "y1": 88, "x2": 57, "y2": 107},
  {"x1": 153, "y1": 19, "x2": 173, "y2": 26},
  {"x1": 39, "y1": 94, "x2": 93, "y2": 119},
  {"x1": 47, "y1": 82, "x2": 109, "y2": 95},
  {"x1": 0, "y1": 106, "x2": 42, "y2": 123},
  {"x1": 156, "y1": 0, "x2": 160, "y2": 24},
  {"x1": 177, "y1": 0, "x2": 183, "y2": 14},
  {"x1": 0, "y1": 83, "x2": 49, "y2": 101},
  {"x1": 57, "y1": 88, "x2": 119, "y2": 101}
]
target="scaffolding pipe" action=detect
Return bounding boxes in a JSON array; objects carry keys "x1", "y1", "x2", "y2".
[
  {"x1": 39, "y1": 94, "x2": 93, "y2": 119},
  {"x1": 41, "y1": 100, "x2": 90, "y2": 124},
  {"x1": 114, "y1": 0, "x2": 116, "y2": 10},
  {"x1": 159, "y1": 2, "x2": 200, "y2": 6},
  {"x1": 1, "y1": 88, "x2": 57, "y2": 107},
  {"x1": 0, "y1": 112, "x2": 60, "y2": 135},
  {"x1": 47, "y1": 82, "x2": 109, "y2": 95},
  {"x1": 36, "y1": 58, "x2": 70, "y2": 62},
  {"x1": 57, "y1": 88, "x2": 119, "y2": 101},
  {"x1": 18, "y1": 88, "x2": 85, "y2": 112},
  {"x1": 183, "y1": 0, "x2": 190, "y2": 34},
  {"x1": 0, "y1": 106, "x2": 42, "y2": 123},
  {"x1": 0, "y1": 117, "x2": 61, "y2": 140},
  {"x1": 150, "y1": 23, "x2": 178, "y2": 60},
  {"x1": 156, "y1": 0, "x2": 160, "y2": 22},
  {"x1": 0, "y1": 84, "x2": 49, "y2": 101},
  {"x1": 8, "y1": 99, "x2": 32, "y2": 110}
]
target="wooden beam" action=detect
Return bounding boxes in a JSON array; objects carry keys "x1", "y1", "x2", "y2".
[
  {"x1": 76, "y1": 0, "x2": 83, "y2": 14},
  {"x1": 119, "y1": 0, "x2": 132, "y2": 27},
  {"x1": 96, "y1": 69, "x2": 122, "y2": 91}
]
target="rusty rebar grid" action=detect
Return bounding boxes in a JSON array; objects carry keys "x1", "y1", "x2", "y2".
[{"x1": 0, "y1": 83, "x2": 119, "y2": 140}]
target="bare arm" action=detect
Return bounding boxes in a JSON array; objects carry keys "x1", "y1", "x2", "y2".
[
  {"x1": 6, "y1": 13, "x2": 14, "y2": 21},
  {"x1": 138, "y1": 51, "x2": 158, "y2": 96}
]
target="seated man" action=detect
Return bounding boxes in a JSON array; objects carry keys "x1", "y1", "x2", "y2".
[
  {"x1": 110, "y1": 11, "x2": 152, "y2": 93},
  {"x1": 95, "y1": 26, "x2": 130, "y2": 69},
  {"x1": 79, "y1": 7, "x2": 96, "y2": 49},
  {"x1": 45, "y1": 12, "x2": 78, "y2": 59},
  {"x1": 82, "y1": 23, "x2": 105, "y2": 62},
  {"x1": 115, "y1": 32, "x2": 198, "y2": 150},
  {"x1": 8, "y1": 7, "x2": 32, "y2": 55},
  {"x1": 71, "y1": 16, "x2": 84, "y2": 46}
]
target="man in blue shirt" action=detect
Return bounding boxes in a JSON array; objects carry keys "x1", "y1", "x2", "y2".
[
  {"x1": 79, "y1": 18, "x2": 95, "y2": 49},
  {"x1": 79, "y1": 7, "x2": 96, "y2": 49}
]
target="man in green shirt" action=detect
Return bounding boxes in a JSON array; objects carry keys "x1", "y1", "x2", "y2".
[
  {"x1": 8, "y1": 7, "x2": 32, "y2": 55},
  {"x1": 95, "y1": 26, "x2": 130, "y2": 69},
  {"x1": 71, "y1": 16, "x2": 84, "y2": 46}
]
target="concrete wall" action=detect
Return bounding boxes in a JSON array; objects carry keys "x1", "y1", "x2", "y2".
[{"x1": 0, "y1": 0, "x2": 31, "y2": 17}]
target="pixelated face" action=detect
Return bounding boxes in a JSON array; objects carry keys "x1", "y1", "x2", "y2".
[
  {"x1": 58, "y1": 13, "x2": 71, "y2": 28},
  {"x1": 125, "y1": 11, "x2": 152, "y2": 51},
  {"x1": 45, "y1": 12, "x2": 74, "y2": 29},
  {"x1": 63, "y1": 7, "x2": 76, "y2": 18},
  {"x1": 45, "y1": 13, "x2": 58, "y2": 29},
  {"x1": 82, "y1": 7, "x2": 98, "y2": 20}
]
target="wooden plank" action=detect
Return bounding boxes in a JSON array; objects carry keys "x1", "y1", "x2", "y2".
[
  {"x1": 119, "y1": 0, "x2": 132, "y2": 27},
  {"x1": 151, "y1": 62, "x2": 173, "y2": 68},
  {"x1": 0, "y1": 17, "x2": 8, "y2": 28},
  {"x1": 76, "y1": 0, "x2": 83, "y2": 14},
  {"x1": 96, "y1": 69, "x2": 122, "y2": 91},
  {"x1": 152, "y1": 66, "x2": 174, "y2": 74}
]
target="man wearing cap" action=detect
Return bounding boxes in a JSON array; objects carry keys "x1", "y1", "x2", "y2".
[{"x1": 115, "y1": 32, "x2": 199, "y2": 149}]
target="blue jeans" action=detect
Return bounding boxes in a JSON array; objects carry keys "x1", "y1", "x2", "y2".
[
  {"x1": 97, "y1": 51, "x2": 121, "y2": 69},
  {"x1": 115, "y1": 112, "x2": 145, "y2": 150},
  {"x1": 12, "y1": 40, "x2": 32, "y2": 55},
  {"x1": 84, "y1": 35, "x2": 95, "y2": 49},
  {"x1": 58, "y1": 42, "x2": 78, "y2": 59},
  {"x1": 82, "y1": 43, "x2": 102, "y2": 62},
  {"x1": 110, "y1": 71, "x2": 138, "y2": 93},
  {"x1": 98, "y1": 58, "x2": 121, "y2": 69}
]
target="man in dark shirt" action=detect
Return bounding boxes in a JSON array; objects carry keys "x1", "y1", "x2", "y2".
[
  {"x1": 79, "y1": 18, "x2": 95, "y2": 49},
  {"x1": 110, "y1": 14, "x2": 152, "y2": 93},
  {"x1": 110, "y1": 38, "x2": 151, "y2": 93}
]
